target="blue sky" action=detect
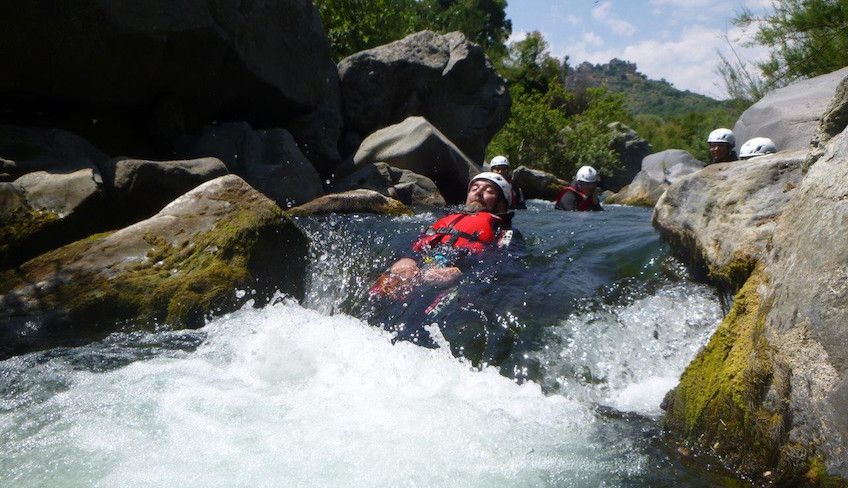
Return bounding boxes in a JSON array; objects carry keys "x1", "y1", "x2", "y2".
[{"x1": 505, "y1": 0, "x2": 772, "y2": 99}]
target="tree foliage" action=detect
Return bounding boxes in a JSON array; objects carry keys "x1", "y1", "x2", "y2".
[
  {"x1": 314, "y1": 0, "x2": 511, "y2": 61},
  {"x1": 725, "y1": 0, "x2": 848, "y2": 98},
  {"x1": 630, "y1": 106, "x2": 742, "y2": 162}
]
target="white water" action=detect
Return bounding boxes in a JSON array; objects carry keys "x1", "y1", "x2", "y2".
[{"x1": 1, "y1": 299, "x2": 667, "y2": 488}]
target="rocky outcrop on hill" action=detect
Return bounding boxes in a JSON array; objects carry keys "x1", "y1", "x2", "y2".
[
  {"x1": 511, "y1": 166, "x2": 568, "y2": 201},
  {"x1": 352, "y1": 117, "x2": 480, "y2": 204},
  {"x1": 287, "y1": 189, "x2": 412, "y2": 216},
  {"x1": 339, "y1": 31, "x2": 510, "y2": 162},
  {"x1": 606, "y1": 149, "x2": 703, "y2": 206},
  {"x1": 604, "y1": 122, "x2": 653, "y2": 192},
  {"x1": 0, "y1": 0, "x2": 342, "y2": 169},
  {"x1": 188, "y1": 122, "x2": 324, "y2": 208},
  {"x1": 335, "y1": 163, "x2": 445, "y2": 207},
  {"x1": 0, "y1": 175, "x2": 308, "y2": 360},
  {"x1": 657, "y1": 124, "x2": 848, "y2": 482},
  {"x1": 733, "y1": 67, "x2": 848, "y2": 152}
]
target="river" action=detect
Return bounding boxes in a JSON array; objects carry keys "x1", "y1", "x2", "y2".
[{"x1": 1, "y1": 201, "x2": 739, "y2": 487}]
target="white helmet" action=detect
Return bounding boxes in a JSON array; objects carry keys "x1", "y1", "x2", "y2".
[
  {"x1": 470, "y1": 171, "x2": 512, "y2": 206},
  {"x1": 489, "y1": 155, "x2": 510, "y2": 168},
  {"x1": 739, "y1": 137, "x2": 777, "y2": 159},
  {"x1": 575, "y1": 165, "x2": 599, "y2": 183},
  {"x1": 707, "y1": 128, "x2": 736, "y2": 148}
]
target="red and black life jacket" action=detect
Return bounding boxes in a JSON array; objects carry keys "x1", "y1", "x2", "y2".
[
  {"x1": 556, "y1": 185, "x2": 597, "y2": 211},
  {"x1": 412, "y1": 211, "x2": 504, "y2": 254}
]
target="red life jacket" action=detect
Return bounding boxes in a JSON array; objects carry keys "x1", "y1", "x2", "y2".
[
  {"x1": 412, "y1": 212, "x2": 503, "y2": 254},
  {"x1": 556, "y1": 185, "x2": 596, "y2": 211}
]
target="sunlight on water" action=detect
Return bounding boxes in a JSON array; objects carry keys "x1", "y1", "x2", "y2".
[{"x1": 0, "y1": 300, "x2": 662, "y2": 488}]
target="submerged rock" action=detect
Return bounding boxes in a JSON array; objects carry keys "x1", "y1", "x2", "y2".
[
  {"x1": 339, "y1": 30, "x2": 509, "y2": 162},
  {"x1": 287, "y1": 189, "x2": 412, "y2": 216},
  {"x1": 607, "y1": 149, "x2": 703, "y2": 207},
  {"x1": 0, "y1": 175, "x2": 308, "y2": 360},
  {"x1": 353, "y1": 117, "x2": 479, "y2": 204}
]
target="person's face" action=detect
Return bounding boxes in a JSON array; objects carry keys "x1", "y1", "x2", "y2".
[
  {"x1": 466, "y1": 180, "x2": 504, "y2": 212},
  {"x1": 577, "y1": 181, "x2": 598, "y2": 195},
  {"x1": 491, "y1": 165, "x2": 510, "y2": 179},
  {"x1": 709, "y1": 142, "x2": 731, "y2": 163}
]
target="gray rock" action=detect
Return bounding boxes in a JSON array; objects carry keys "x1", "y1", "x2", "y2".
[
  {"x1": 353, "y1": 117, "x2": 480, "y2": 204},
  {"x1": 287, "y1": 189, "x2": 412, "y2": 216},
  {"x1": 339, "y1": 31, "x2": 510, "y2": 163},
  {"x1": 102, "y1": 157, "x2": 229, "y2": 220},
  {"x1": 807, "y1": 75, "x2": 848, "y2": 168},
  {"x1": 511, "y1": 166, "x2": 568, "y2": 201},
  {"x1": 605, "y1": 122, "x2": 653, "y2": 192},
  {"x1": 607, "y1": 149, "x2": 703, "y2": 206},
  {"x1": 0, "y1": 175, "x2": 308, "y2": 359},
  {"x1": 335, "y1": 163, "x2": 445, "y2": 207},
  {"x1": 734, "y1": 67, "x2": 848, "y2": 151},
  {"x1": 653, "y1": 149, "x2": 806, "y2": 285},
  {"x1": 189, "y1": 122, "x2": 324, "y2": 208},
  {"x1": 762, "y1": 127, "x2": 848, "y2": 477},
  {"x1": 0, "y1": 0, "x2": 342, "y2": 168},
  {"x1": 0, "y1": 125, "x2": 108, "y2": 179}
]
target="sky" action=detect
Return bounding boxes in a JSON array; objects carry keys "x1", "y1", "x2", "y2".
[{"x1": 505, "y1": 0, "x2": 773, "y2": 99}]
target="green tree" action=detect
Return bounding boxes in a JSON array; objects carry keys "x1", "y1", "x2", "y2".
[
  {"x1": 733, "y1": 0, "x2": 848, "y2": 91},
  {"x1": 314, "y1": 0, "x2": 419, "y2": 60},
  {"x1": 418, "y1": 0, "x2": 512, "y2": 61}
]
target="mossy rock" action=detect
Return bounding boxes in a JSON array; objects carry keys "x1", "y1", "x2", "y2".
[
  {"x1": 286, "y1": 189, "x2": 413, "y2": 216},
  {"x1": 0, "y1": 175, "x2": 309, "y2": 359}
]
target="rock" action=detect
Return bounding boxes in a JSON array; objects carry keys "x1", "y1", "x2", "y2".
[
  {"x1": 101, "y1": 157, "x2": 229, "y2": 221},
  {"x1": 652, "y1": 149, "x2": 805, "y2": 288},
  {"x1": 287, "y1": 189, "x2": 412, "y2": 216},
  {"x1": 0, "y1": 175, "x2": 309, "y2": 359},
  {"x1": 188, "y1": 122, "x2": 324, "y2": 208},
  {"x1": 0, "y1": 125, "x2": 109, "y2": 179},
  {"x1": 605, "y1": 122, "x2": 653, "y2": 192},
  {"x1": 339, "y1": 31, "x2": 510, "y2": 162},
  {"x1": 659, "y1": 128, "x2": 848, "y2": 482},
  {"x1": 511, "y1": 166, "x2": 569, "y2": 201},
  {"x1": 353, "y1": 117, "x2": 480, "y2": 204},
  {"x1": 334, "y1": 163, "x2": 445, "y2": 207},
  {"x1": 0, "y1": 0, "x2": 342, "y2": 168},
  {"x1": 606, "y1": 149, "x2": 703, "y2": 206},
  {"x1": 807, "y1": 75, "x2": 848, "y2": 168},
  {"x1": 733, "y1": 67, "x2": 848, "y2": 152}
]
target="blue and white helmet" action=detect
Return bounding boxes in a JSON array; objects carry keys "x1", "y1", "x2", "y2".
[
  {"x1": 707, "y1": 128, "x2": 736, "y2": 148},
  {"x1": 739, "y1": 137, "x2": 777, "y2": 159}
]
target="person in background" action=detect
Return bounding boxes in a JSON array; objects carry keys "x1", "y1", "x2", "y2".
[
  {"x1": 707, "y1": 128, "x2": 738, "y2": 164},
  {"x1": 371, "y1": 172, "x2": 517, "y2": 300},
  {"x1": 739, "y1": 137, "x2": 777, "y2": 160},
  {"x1": 489, "y1": 155, "x2": 527, "y2": 210},
  {"x1": 554, "y1": 165, "x2": 603, "y2": 211}
]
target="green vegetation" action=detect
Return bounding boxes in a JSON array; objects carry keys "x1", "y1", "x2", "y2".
[
  {"x1": 630, "y1": 107, "x2": 742, "y2": 162},
  {"x1": 315, "y1": 0, "x2": 511, "y2": 61},
  {"x1": 722, "y1": 0, "x2": 848, "y2": 100}
]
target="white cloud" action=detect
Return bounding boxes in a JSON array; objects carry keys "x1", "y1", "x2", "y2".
[
  {"x1": 591, "y1": 2, "x2": 637, "y2": 36},
  {"x1": 583, "y1": 31, "x2": 605, "y2": 47},
  {"x1": 567, "y1": 15, "x2": 580, "y2": 25}
]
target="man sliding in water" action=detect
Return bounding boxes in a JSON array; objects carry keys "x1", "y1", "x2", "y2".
[{"x1": 370, "y1": 171, "x2": 517, "y2": 301}]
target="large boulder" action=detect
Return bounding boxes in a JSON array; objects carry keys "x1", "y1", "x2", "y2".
[
  {"x1": 101, "y1": 157, "x2": 229, "y2": 221},
  {"x1": 511, "y1": 166, "x2": 568, "y2": 201},
  {"x1": 339, "y1": 31, "x2": 510, "y2": 162},
  {"x1": 733, "y1": 67, "x2": 848, "y2": 152},
  {"x1": 604, "y1": 122, "x2": 653, "y2": 192},
  {"x1": 334, "y1": 163, "x2": 445, "y2": 207},
  {"x1": 352, "y1": 117, "x2": 480, "y2": 204},
  {"x1": 807, "y1": 75, "x2": 848, "y2": 168},
  {"x1": 653, "y1": 149, "x2": 806, "y2": 287},
  {"x1": 0, "y1": 0, "x2": 342, "y2": 168},
  {"x1": 0, "y1": 175, "x2": 308, "y2": 359},
  {"x1": 0, "y1": 126, "x2": 112, "y2": 268},
  {"x1": 287, "y1": 189, "x2": 412, "y2": 216},
  {"x1": 657, "y1": 126, "x2": 848, "y2": 482},
  {"x1": 606, "y1": 149, "x2": 703, "y2": 206},
  {"x1": 188, "y1": 122, "x2": 324, "y2": 208}
]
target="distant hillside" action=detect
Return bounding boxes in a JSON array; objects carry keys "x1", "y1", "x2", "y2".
[{"x1": 566, "y1": 59, "x2": 730, "y2": 117}]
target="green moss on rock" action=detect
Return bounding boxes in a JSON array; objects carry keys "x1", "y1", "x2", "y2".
[{"x1": 0, "y1": 208, "x2": 59, "y2": 264}]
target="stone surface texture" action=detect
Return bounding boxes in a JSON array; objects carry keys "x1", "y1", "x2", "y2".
[
  {"x1": 606, "y1": 149, "x2": 703, "y2": 206},
  {"x1": 335, "y1": 163, "x2": 445, "y2": 207},
  {"x1": 287, "y1": 189, "x2": 412, "y2": 216}
]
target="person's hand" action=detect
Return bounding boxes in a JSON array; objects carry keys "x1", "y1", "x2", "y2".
[
  {"x1": 370, "y1": 258, "x2": 421, "y2": 300},
  {"x1": 421, "y1": 266, "x2": 462, "y2": 286}
]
